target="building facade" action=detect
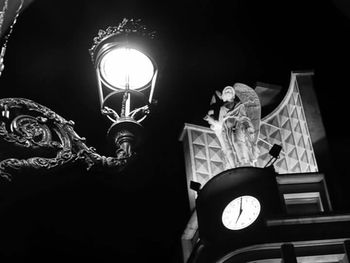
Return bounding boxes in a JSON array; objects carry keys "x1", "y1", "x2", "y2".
[{"x1": 181, "y1": 72, "x2": 350, "y2": 263}]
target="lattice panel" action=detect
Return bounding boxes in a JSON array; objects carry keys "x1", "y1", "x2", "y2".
[
  {"x1": 258, "y1": 80, "x2": 318, "y2": 174},
  {"x1": 187, "y1": 130, "x2": 226, "y2": 185}
]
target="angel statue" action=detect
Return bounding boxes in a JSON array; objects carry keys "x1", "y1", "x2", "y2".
[{"x1": 204, "y1": 84, "x2": 261, "y2": 169}]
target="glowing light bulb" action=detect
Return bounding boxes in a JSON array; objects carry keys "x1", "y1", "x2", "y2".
[{"x1": 99, "y1": 47, "x2": 154, "y2": 90}]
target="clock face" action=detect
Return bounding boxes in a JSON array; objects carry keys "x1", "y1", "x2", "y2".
[{"x1": 222, "y1": 195, "x2": 261, "y2": 230}]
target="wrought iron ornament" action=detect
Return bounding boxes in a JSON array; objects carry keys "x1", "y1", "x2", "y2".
[
  {"x1": 89, "y1": 18, "x2": 156, "y2": 63},
  {"x1": 0, "y1": 98, "x2": 128, "y2": 181},
  {"x1": 0, "y1": 0, "x2": 24, "y2": 77},
  {"x1": 0, "y1": 0, "x2": 9, "y2": 36}
]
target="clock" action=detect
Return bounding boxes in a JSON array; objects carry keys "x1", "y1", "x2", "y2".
[
  {"x1": 196, "y1": 167, "x2": 281, "y2": 245},
  {"x1": 221, "y1": 195, "x2": 261, "y2": 230}
]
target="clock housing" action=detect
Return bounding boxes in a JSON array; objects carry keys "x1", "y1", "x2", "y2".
[{"x1": 196, "y1": 167, "x2": 281, "y2": 246}]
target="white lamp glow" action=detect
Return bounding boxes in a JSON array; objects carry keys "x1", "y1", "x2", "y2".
[{"x1": 99, "y1": 47, "x2": 154, "y2": 90}]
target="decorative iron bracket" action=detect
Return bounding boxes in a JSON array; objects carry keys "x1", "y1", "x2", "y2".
[{"x1": 0, "y1": 98, "x2": 128, "y2": 181}]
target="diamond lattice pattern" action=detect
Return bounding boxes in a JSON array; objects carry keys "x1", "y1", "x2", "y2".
[{"x1": 258, "y1": 84, "x2": 318, "y2": 174}]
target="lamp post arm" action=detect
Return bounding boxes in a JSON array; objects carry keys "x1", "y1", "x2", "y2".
[
  {"x1": 67, "y1": 126, "x2": 129, "y2": 171},
  {"x1": 0, "y1": 98, "x2": 130, "y2": 181}
]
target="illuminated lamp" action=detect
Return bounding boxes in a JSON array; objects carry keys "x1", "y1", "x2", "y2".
[{"x1": 89, "y1": 18, "x2": 158, "y2": 158}]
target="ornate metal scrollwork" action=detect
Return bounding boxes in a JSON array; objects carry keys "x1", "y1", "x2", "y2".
[
  {"x1": 2, "y1": 115, "x2": 56, "y2": 148},
  {"x1": 0, "y1": 98, "x2": 128, "y2": 181}
]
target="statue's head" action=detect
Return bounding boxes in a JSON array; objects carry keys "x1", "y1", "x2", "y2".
[{"x1": 221, "y1": 86, "x2": 235, "y2": 102}]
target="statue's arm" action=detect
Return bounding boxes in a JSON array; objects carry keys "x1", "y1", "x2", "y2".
[{"x1": 203, "y1": 114, "x2": 216, "y2": 125}]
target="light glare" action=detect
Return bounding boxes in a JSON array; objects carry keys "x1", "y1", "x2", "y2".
[{"x1": 100, "y1": 47, "x2": 154, "y2": 90}]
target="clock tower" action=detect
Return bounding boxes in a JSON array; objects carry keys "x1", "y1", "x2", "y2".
[{"x1": 180, "y1": 73, "x2": 346, "y2": 263}]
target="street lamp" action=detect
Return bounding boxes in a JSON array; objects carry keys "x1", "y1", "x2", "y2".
[
  {"x1": 0, "y1": 18, "x2": 158, "y2": 180},
  {"x1": 89, "y1": 18, "x2": 158, "y2": 158}
]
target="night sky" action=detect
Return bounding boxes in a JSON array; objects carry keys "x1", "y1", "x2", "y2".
[{"x1": 1, "y1": 0, "x2": 350, "y2": 262}]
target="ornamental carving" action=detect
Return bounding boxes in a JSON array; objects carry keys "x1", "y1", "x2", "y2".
[
  {"x1": 89, "y1": 18, "x2": 156, "y2": 63},
  {"x1": 0, "y1": 98, "x2": 127, "y2": 181}
]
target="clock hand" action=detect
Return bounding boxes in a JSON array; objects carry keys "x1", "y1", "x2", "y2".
[{"x1": 235, "y1": 197, "x2": 243, "y2": 224}]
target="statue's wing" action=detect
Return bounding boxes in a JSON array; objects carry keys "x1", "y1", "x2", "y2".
[{"x1": 233, "y1": 83, "x2": 261, "y2": 143}]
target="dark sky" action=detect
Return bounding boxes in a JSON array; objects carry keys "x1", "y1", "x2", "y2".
[{"x1": 1, "y1": 0, "x2": 350, "y2": 262}]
